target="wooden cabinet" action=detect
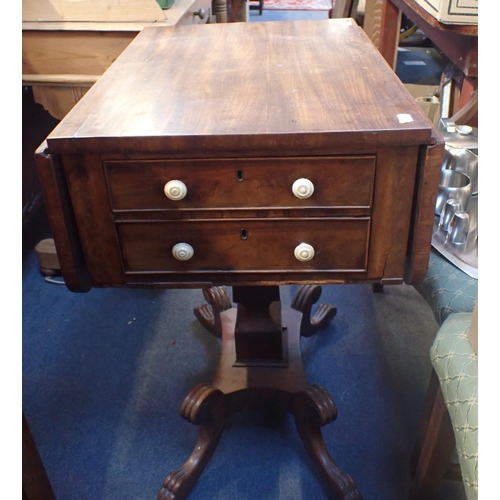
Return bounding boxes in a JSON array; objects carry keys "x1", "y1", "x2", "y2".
[{"x1": 36, "y1": 19, "x2": 444, "y2": 292}]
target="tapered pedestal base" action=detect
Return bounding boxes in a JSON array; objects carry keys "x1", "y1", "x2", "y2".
[{"x1": 158, "y1": 285, "x2": 361, "y2": 500}]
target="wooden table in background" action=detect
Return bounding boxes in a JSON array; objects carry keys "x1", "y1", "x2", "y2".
[{"x1": 364, "y1": 0, "x2": 478, "y2": 123}]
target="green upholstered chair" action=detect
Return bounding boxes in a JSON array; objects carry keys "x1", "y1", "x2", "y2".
[
  {"x1": 414, "y1": 249, "x2": 478, "y2": 326},
  {"x1": 410, "y1": 247, "x2": 478, "y2": 499},
  {"x1": 409, "y1": 311, "x2": 478, "y2": 499}
]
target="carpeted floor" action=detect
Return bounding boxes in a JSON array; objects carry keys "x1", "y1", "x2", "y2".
[{"x1": 22, "y1": 13, "x2": 466, "y2": 500}]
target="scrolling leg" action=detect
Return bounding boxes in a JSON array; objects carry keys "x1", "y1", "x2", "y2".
[
  {"x1": 157, "y1": 384, "x2": 225, "y2": 500},
  {"x1": 294, "y1": 384, "x2": 362, "y2": 499},
  {"x1": 193, "y1": 286, "x2": 232, "y2": 338},
  {"x1": 291, "y1": 285, "x2": 337, "y2": 337}
]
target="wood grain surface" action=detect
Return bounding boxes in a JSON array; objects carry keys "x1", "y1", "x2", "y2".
[
  {"x1": 22, "y1": 30, "x2": 137, "y2": 77},
  {"x1": 46, "y1": 19, "x2": 435, "y2": 156}
]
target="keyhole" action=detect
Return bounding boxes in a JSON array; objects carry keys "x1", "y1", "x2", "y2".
[
  {"x1": 237, "y1": 169, "x2": 244, "y2": 182},
  {"x1": 240, "y1": 228, "x2": 248, "y2": 240}
]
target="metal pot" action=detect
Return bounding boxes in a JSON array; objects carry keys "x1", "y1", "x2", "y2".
[
  {"x1": 435, "y1": 169, "x2": 472, "y2": 216},
  {"x1": 441, "y1": 145, "x2": 478, "y2": 195}
]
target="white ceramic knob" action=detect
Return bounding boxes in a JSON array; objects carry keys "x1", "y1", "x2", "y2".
[
  {"x1": 292, "y1": 178, "x2": 314, "y2": 199},
  {"x1": 172, "y1": 243, "x2": 194, "y2": 261},
  {"x1": 164, "y1": 180, "x2": 187, "y2": 201},
  {"x1": 294, "y1": 243, "x2": 315, "y2": 262}
]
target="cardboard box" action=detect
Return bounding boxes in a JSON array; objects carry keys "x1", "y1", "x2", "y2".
[{"x1": 415, "y1": 0, "x2": 478, "y2": 25}]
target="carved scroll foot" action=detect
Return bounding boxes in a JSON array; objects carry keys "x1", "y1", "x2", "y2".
[
  {"x1": 193, "y1": 286, "x2": 232, "y2": 338},
  {"x1": 291, "y1": 285, "x2": 337, "y2": 337},
  {"x1": 294, "y1": 385, "x2": 362, "y2": 500},
  {"x1": 157, "y1": 384, "x2": 225, "y2": 500}
]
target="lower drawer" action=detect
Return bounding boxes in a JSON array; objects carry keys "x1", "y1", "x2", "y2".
[{"x1": 117, "y1": 218, "x2": 370, "y2": 273}]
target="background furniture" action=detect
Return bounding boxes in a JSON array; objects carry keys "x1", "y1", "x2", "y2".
[
  {"x1": 363, "y1": 0, "x2": 478, "y2": 126},
  {"x1": 249, "y1": 0, "x2": 264, "y2": 16},
  {"x1": 414, "y1": 249, "x2": 478, "y2": 326},
  {"x1": 333, "y1": 0, "x2": 361, "y2": 19},
  {"x1": 23, "y1": 87, "x2": 59, "y2": 225}
]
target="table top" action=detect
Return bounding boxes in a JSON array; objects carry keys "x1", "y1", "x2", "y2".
[{"x1": 46, "y1": 18, "x2": 435, "y2": 156}]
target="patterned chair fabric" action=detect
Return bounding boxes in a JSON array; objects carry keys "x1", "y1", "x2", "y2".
[
  {"x1": 414, "y1": 249, "x2": 478, "y2": 325},
  {"x1": 431, "y1": 313, "x2": 478, "y2": 500}
]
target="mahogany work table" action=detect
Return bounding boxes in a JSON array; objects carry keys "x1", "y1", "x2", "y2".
[{"x1": 36, "y1": 19, "x2": 443, "y2": 499}]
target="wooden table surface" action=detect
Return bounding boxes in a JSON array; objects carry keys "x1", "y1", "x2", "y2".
[{"x1": 46, "y1": 18, "x2": 435, "y2": 156}]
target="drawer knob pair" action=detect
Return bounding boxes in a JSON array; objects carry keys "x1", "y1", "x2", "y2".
[
  {"x1": 292, "y1": 178, "x2": 314, "y2": 199},
  {"x1": 172, "y1": 242, "x2": 314, "y2": 263},
  {"x1": 164, "y1": 180, "x2": 188, "y2": 201},
  {"x1": 165, "y1": 178, "x2": 314, "y2": 201}
]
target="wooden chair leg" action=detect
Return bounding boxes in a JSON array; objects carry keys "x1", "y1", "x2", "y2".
[
  {"x1": 408, "y1": 370, "x2": 456, "y2": 500},
  {"x1": 410, "y1": 369, "x2": 439, "y2": 476}
]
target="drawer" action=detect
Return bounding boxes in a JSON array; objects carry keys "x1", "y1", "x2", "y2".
[
  {"x1": 105, "y1": 156, "x2": 375, "y2": 212},
  {"x1": 117, "y1": 218, "x2": 370, "y2": 273}
]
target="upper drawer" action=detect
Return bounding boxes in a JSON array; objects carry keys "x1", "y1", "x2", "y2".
[{"x1": 104, "y1": 156, "x2": 376, "y2": 211}]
